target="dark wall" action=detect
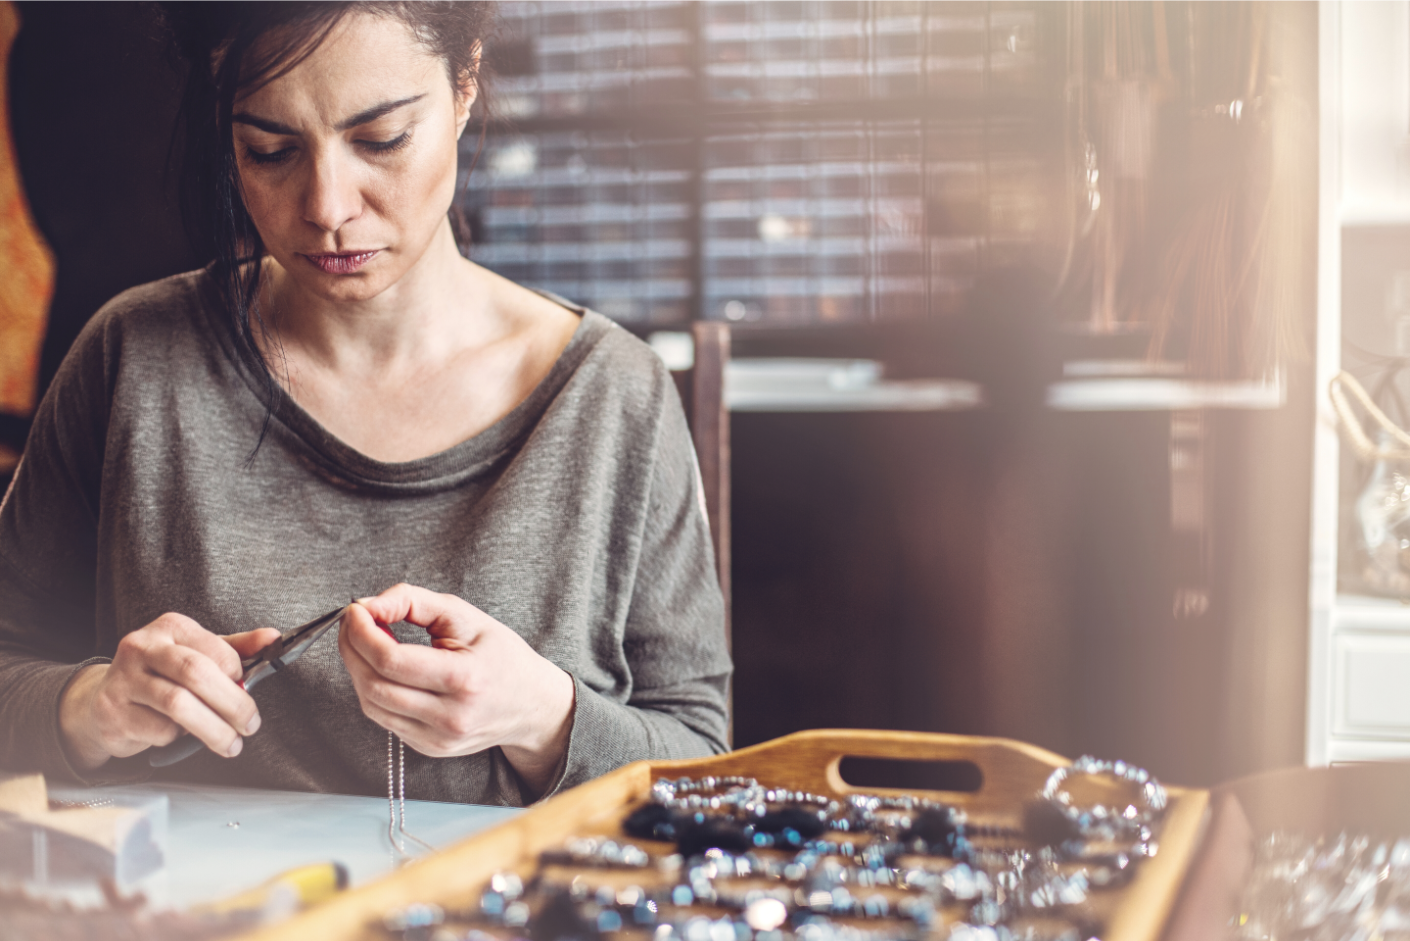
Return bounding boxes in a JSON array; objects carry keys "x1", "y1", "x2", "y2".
[
  {"x1": 730, "y1": 407, "x2": 1218, "y2": 782},
  {"x1": 4, "y1": 1, "x2": 198, "y2": 457}
]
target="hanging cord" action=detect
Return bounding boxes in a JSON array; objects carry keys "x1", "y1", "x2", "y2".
[
  {"x1": 387, "y1": 729, "x2": 436, "y2": 857},
  {"x1": 1329, "y1": 370, "x2": 1410, "y2": 462}
]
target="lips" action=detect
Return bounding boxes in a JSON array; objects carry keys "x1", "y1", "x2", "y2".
[{"x1": 302, "y1": 250, "x2": 379, "y2": 274}]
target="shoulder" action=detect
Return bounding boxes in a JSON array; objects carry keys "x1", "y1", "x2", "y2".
[
  {"x1": 60, "y1": 268, "x2": 219, "y2": 380},
  {"x1": 572, "y1": 312, "x2": 676, "y2": 408},
  {"x1": 21, "y1": 270, "x2": 222, "y2": 509},
  {"x1": 567, "y1": 314, "x2": 700, "y2": 486},
  {"x1": 45, "y1": 268, "x2": 225, "y2": 420},
  {"x1": 530, "y1": 309, "x2": 692, "y2": 475},
  {"x1": 79, "y1": 268, "x2": 215, "y2": 347},
  {"x1": 558, "y1": 312, "x2": 693, "y2": 455}
]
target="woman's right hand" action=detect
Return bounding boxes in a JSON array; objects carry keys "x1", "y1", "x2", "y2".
[{"x1": 58, "y1": 613, "x2": 281, "y2": 771}]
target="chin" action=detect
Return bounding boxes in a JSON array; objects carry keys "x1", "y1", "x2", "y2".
[
  {"x1": 280, "y1": 256, "x2": 400, "y2": 302},
  {"x1": 319, "y1": 277, "x2": 394, "y2": 303}
]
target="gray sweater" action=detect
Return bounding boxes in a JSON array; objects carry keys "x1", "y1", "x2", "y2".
[{"x1": 0, "y1": 269, "x2": 731, "y2": 805}]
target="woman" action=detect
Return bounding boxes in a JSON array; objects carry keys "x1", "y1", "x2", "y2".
[{"x1": 0, "y1": 2, "x2": 730, "y2": 805}]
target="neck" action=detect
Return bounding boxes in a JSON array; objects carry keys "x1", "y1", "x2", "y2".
[{"x1": 259, "y1": 220, "x2": 490, "y2": 376}]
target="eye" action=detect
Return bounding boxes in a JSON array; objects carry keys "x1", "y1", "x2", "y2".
[
  {"x1": 358, "y1": 132, "x2": 411, "y2": 155},
  {"x1": 246, "y1": 146, "x2": 295, "y2": 166}
]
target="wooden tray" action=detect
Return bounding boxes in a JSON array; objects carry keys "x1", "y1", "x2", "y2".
[{"x1": 242, "y1": 729, "x2": 1210, "y2": 941}]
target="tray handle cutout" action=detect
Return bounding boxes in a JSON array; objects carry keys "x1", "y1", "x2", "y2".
[{"x1": 838, "y1": 756, "x2": 984, "y2": 793}]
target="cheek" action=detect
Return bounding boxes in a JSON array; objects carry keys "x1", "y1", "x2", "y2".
[
  {"x1": 406, "y1": 132, "x2": 461, "y2": 222},
  {"x1": 236, "y1": 173, "x2": 288, "y2": 237}
]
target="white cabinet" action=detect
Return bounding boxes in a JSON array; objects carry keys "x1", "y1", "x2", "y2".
[
  {"x1": 1333, "y1": 604, "x2": 1410, "y2": 735},
  {"x1": 1309, "y1": 1, "x2": 1410, "y2": 766}
]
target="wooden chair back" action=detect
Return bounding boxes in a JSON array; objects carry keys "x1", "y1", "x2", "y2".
[{"x1": 670, "y1": 322, "x2": 731, "y2": 737}]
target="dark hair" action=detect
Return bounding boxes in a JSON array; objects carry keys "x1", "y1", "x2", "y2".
[{"x1": 155, "y1": 2, "x2": 496, "y2": 447}]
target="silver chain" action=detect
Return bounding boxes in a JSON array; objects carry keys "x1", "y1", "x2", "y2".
[
  {"x1": 387, "y1": 729, "x2": 402, "y2": 855},
  {"x1": 387, "y1": 729, "x2": 435, "y2": 858}
]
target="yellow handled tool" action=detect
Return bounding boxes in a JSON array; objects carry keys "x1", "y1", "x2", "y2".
[{"x1": 194, "y1": 860, "x2": 349, "y2": 920}]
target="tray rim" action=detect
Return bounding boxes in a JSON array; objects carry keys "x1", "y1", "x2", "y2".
[{"x1": 238, "y1": 729, "x2": 1209, "y2": 941}]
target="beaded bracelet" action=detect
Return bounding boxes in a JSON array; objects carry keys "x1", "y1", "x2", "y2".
[
  {"x1": 650, "y1": 777, "x2": 845, "y2": 833},
  {"x1": 1040, "y1": 756, "x2": 1168, "y2": 833},
  {"x1": 540, "y1": 836, "x2": 660, "y2": 870}
]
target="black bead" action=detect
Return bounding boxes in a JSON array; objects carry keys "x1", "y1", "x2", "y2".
[
  {"x1": 530, "y1": 889, "x2": 601, "y2": 941},
  {"x1": 1022, "y1": 800, "x2": 1079, "y2": 847},
  {"x1": 901, "y1": 807, "x2": 960, "y2": 852},
  {"x1": 623, "y1": 803, "x2": 680, "y2": 842},
  {"x1": 676, "y1": 818, "x2": 752, "y2": 857},
  {"x1": 755, "y1": 807, "x2": 828, "y2": 839}
]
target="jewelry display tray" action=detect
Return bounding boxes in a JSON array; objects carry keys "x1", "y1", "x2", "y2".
[{"x1": 239, "y1": 729, "x2": 1211, "y2": 941}]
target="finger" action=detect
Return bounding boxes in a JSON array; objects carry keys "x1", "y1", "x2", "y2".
[
  {"x1": 343, "y1": 612, "x2": 469, "y2": 694},
  {"x1": 225, "y1": 628, "x2": 282, "y2": 660},
  {"x1": 352, "y1": 668, "x2": 446, "y2": 723},
  {"x1": 356, "y1": 697, "x2": 447, "y2": 753},
  {"x1": 90, "y1": 688, "x2": 184, "y2": 757},
  {"x1": 339, "y1": 614, "x2": 428, "y2": 701},
  {"x1": 353, "y1": 673, "x2": 489, "y2": 759},
  {"x1": 145, "y1": 642, "x2": 261, "y2": 737},
  {"x1": 150, "y1": 613, "x2": 244, "y2": 682},
  {"x1": 129, "y1": 702, "x2": 184, "y2": 746},
  {"x1": 344, "y1": 601, "x2": 396, "y2": 642},
  {"x1": 349, "y1": 600, "x2": 395, "y2": 636},
  {"x1": 131, "y1": 672, "x2": 247, "y2": 758},
  {"x1": 358, "y1": 584, "x2": 481, "y2": 643},
  {"x1": 338, "y1": 618, "x2": 381, "y2": 688},
  {"x1": 341, "y1": 612, "x2": 442, "y2": 693}
]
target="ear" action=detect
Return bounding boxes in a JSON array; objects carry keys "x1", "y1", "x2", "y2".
[{"x1": 453, "y1": 42, "x2": 482, "y2": 139}]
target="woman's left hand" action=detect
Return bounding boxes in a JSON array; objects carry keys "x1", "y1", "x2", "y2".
[{"x1": 338, "y1": 585, "x2": 576, "y2": 797}]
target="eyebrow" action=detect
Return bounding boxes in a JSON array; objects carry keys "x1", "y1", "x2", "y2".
[{"x1": 232, "y1": 94, "x2": 426, "y2": 135}]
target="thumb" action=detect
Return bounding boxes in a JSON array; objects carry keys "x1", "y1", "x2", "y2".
[
  {"x1": 358, "y1": 584, "x2": 457, "y2": 632},
  {"x1": 345, "y1": 600, "x2": 398, "y2": 640},
  {"x1": 224, "y1": 628, "x2": 283, "y2": 667},
  {"x1": 357, "y1": 584, "x2": 483, "y2": 647}
]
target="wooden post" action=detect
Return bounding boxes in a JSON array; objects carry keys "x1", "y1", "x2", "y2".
[{"x1": 689, "y1": 322, "x2": 730, "y2": 657}]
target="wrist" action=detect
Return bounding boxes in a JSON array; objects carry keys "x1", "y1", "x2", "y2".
[
  {"x1": 501, "y1": 666, "x2": 575, "y2": 797},
  {"x1": 58, "y1": 664, "x2": 112, "y2": 772},
  {"x1": 527, "y1": 666, "x2": 576, "y2": 754}
]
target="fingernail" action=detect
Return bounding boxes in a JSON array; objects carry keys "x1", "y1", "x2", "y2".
[
  {"x1": 227, "y1": 738, "x2": 243, "y2": 758},
  {"x1": 245, "y1": 715, "x2": 261, "y2": 735}
]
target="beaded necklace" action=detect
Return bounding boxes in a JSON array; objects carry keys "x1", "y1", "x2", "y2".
[{"x1": 387, "y1": 730, "x2": 433, "y2": 857}]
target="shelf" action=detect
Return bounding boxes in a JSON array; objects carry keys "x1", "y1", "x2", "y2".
[
  {"x1": 1340, "y1": 206, "x2": 1410, "y2": 227},
  {"x1": 1325, "y1": 737, "x2": 1410, "y2": 763},
  {"x1": 1331, "y1": 593, "x2": 1410, "y2": 631},
  {"x1": 1335, "y1": 592, "x2": 1410, "y2": 611},
  {"x1": 725, "y1": 359, "x2": 981, "y2": 412},
  {"x1": 1046, "y1": 375, "x2": 1286, "y2": 411},
  {"x1": 719, "y1": 358, "x2": 1286, "y2": 413}
]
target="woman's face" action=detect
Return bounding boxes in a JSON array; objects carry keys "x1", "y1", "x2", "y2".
[{"x1": 231, "y1": 13, "x2": 472, "y2": 303}]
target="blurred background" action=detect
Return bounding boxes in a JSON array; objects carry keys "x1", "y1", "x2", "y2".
[{"x1": 2, "y1": 2, "x2": 1336, "y2": 788}]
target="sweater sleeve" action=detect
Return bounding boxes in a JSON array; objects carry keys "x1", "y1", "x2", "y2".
[
  {"x1": 545, "y1": 366, "x2": 732, "y2": 797},
  {"x1": 0, "y1": 313, "x2": 113, "y2": 779}
]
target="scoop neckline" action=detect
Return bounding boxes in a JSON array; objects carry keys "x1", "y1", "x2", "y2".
[{"x1": 198, "y1": 271, "x2": 612, "y2": 491}]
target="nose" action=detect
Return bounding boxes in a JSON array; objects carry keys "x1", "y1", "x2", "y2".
[{"x1": 301, "y1": 145, "x2": 362, "y2": 234}]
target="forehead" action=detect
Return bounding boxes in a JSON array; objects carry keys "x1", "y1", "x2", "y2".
[{"x1": 236, "y1": 12, "x2": 446, "y2": 119}]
